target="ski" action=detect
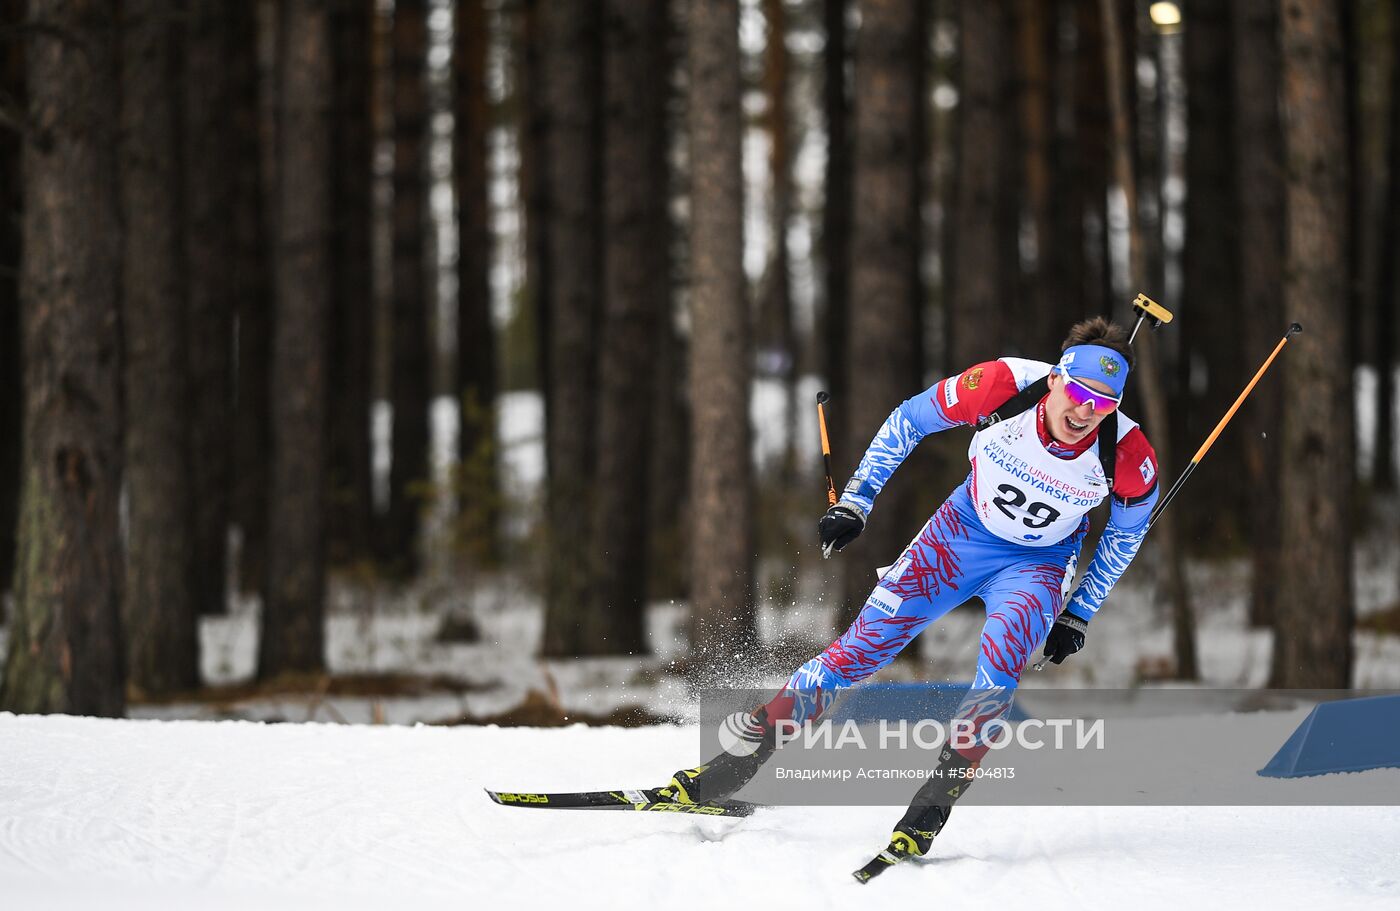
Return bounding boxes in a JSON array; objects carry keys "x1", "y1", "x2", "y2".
[
  {"x1": 851, "y1": 833, "x2": 921, "y2": 884},
  {"x1": 484, "y1": 787, "x2": 759, "y2": 817}
]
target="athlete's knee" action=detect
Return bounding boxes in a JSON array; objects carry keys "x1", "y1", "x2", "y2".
[
  {"x1": 823, "y1": 603, "x2": 928, "y2": 685},
  {"x1": 977, "y1": 628, "x2": 1032, "y2": 685}
]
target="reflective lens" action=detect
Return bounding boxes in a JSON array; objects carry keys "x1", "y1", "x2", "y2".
[{"x1": 1063, "y1": 376, "x2": 1121, "y2": 413}]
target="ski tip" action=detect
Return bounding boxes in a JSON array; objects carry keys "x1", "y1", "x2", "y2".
[
  {"x1": 484, "y1": 789, "x2": 503, "y2": 805},
  {"x1": 852, "y1": 869, "x2": 874, "y2": 885}
]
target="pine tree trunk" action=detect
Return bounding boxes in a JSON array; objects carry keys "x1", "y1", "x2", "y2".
[
  {"x1": 539, "y1": 1, "x2": 603, "y2": 657},
  {"x1": 120, "y1": 0, "x2": 200, "y2": 698},
  {"x1": 233, "y1": 0, "x2": 274, "y2": 595},
  {"x1": 646, "y1": 4, "x2": 685, "y2": 606},
  {"x1": 648, "y1": 309, "x2": 689, "y2": 602},
  {"x1": 1373, "y1": 0, "x2": 1400, "y2": 492},
  {"x1": 184, "y1": 1, "x2": 237, "y2": 616},
  {"x1": 1270, "y1": 0, "x2": 1354, "y2": 688},
  {"x1": 687, "y1": 0, "x2": 755, "y2": 654},
  {"x1": 821, "y1": 0, "x2": 851, "y2": 455},
  {"x1": 327, "y1": 0, "x2": 376, "y2": 567},
  {"x1": 259, "y1": 0, "x2": 332, "y2": 680},
  {"x1": 382, "y1": 0, "x2": 431, "y2": 577},
  {"x1": 949, "y1": 0, "x2": 1008, "y2": 366},
  {"x1": 759, "y1": 0, "x2": 795, "y2": 404},
  {"x1": 1134, "y1": 1, "x2": 1167, "y2": 314},
  {"x1": 588, "y1": 0, "x2": 667, "y2": 655},
  {"x1": 1180, "y1": 0, "x2": 1243, "y2": 547},
  {"x1": 1100, "y1": 0, "x2": 1197, "y2": 679},
  {"x1": 0, "y1": 0, "x2": 22, "y2": 599},
  {"x1": 519, "y1": 0, "x2": 552, "y2": 465},
  {"x1": 837, "y1": 0, "x2": 924, "y2": 627},
  {"x1": 1046, "y1": 0, "x2": 1090, "y2": 346},
  {"x1": 1075, "y1": 0, "x2": 1109, "y2": 321},
  {"x1": 1015, "y1": 0, "x2": 1052, "y2": 350},
  {"x1": 1, "y1": 0, "x2": 125, "y2": 717},
  {"x1": 454, "y1": 0, "x2": 501, "y2": 562},
  {"x1": 1231, "y1": 0, "x2": 1285, "y2": 626}
]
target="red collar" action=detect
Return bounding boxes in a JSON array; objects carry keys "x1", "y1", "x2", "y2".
[{"x1": 1035, "y1": 399, "x2": 1097, "y2": 458}]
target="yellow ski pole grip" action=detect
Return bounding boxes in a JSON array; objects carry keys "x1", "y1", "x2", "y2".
[{"x1": 816, "y1": 392, "x2": 837, "y2": 507}]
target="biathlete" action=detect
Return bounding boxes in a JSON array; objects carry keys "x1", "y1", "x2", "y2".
[{"x1": 660, "y1": 316, "x2": 1161, "y2": 858}]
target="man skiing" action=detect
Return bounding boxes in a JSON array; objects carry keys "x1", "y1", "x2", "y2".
[{"x1": 662, "y1": 316, "x2": 1161, "y2": 864}]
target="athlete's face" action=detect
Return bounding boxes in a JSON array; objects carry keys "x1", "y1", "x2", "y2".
[{"x1": 1045, "y1": 371, "x2": 1113, "y2": 445}]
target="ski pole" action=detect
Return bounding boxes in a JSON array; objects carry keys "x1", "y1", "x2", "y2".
[
  {"x1": 816, "y1": 391, "x2": 838, "y2": 509},
  {"x1": 1034, "y1": 320, "x2": 1301, "y2": 673},
  {"x1": 816, "y1": 392, "x2": 842, "y2": 559},
  {"x1": 1146, "y1": 321, "x2": 1303, "y2": 533}
]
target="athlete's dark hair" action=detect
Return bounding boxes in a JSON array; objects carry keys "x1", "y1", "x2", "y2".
[{"x1": 1061, "y1": 316, "x2": 1135, "y2": 370}]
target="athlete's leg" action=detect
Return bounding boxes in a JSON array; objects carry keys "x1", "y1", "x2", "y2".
[
  {"x1": 955, "y1": 523, "x2": 1086, "y2": 762},
  {"x1": 766, "y1": 494, "x2": 999, "y2": 727}
]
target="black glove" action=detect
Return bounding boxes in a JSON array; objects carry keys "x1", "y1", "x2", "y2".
[
  {"x1": 818, "y1": 503, "x2": 866, "y2": 556},
  {"x1": 1041, "y1": 611, "x2": 1088, "y2": 665}
]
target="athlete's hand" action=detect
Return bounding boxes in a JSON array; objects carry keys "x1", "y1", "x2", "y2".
[
  {"x1": 818, "y1": 503, "x2": 865, "y2": 557},
  {"x1": 1041, "y1": 611, "x2": 1088, "y2": 665}
]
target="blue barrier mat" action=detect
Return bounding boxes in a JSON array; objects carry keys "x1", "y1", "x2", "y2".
[{"x1": 1258, "y1": 694, "x2": 1400, "y2": 778}]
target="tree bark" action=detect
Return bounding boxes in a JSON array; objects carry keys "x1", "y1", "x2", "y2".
[
  {"x1": 758, "y1": 0, "x2": 795, "y2": 412},
  {"x1": 1015, "y1": 0, "x2": 1052, "y2": 351},
  {"x1": 821, "y1": 0, "x2": 851, "y2": 454},
  {"x1": 1100, "y1": 0, "x2": 1197, "y2": 679},
  {"x1": 327, "y1": 0, "x2": 376, "y2": 567},
  {"x1": 1046, "y1": 0, "x2": 1097, "y2": 348},
  {"x1": 1, "y1": 0, "x2": 125, "y2": 717},
  {"x1": 645, "y1": 0, "x2": 685, "y2": 607},
  {"x1": 949, "y1": 0, "x2": 1008, "y2": 366},
  {"x1": 382, "y1": 0, "x2": 431, "y2": 577},
  {"x1": 539, "y1": 1, "x2": 604, "y2": 656},
  {"x1": 518, "y1": 0, "x2": 552, "y2": 468},
  {"x1": 0, "y1": 0, "x2": 23, "y2": 599},
  {"x1": 586, "y1": 0, "x2": 668, "y2": 654},
  {"x1": 1373, "y1": 0, "x2": 1400, "y2": 491},
  {"x1": 454, "y1": 0, "x2": 501, "y2": 562},
  {"x1": 1075, "y1": 0, "x2": 1110, "y2": 321},
  {"x1": 1231, "y1": 0, "x2": 1285, "y2": 626},
  {"x1": 686, "y1": 0, "x2": 755, "y2": 654},
  {"x1": 120, "y1": 0, "x2": 200, "y2": 698},
  {"x1": 184, "y1": 0, "x2": 237, "y2": 616},
  {"x1": 1270, "y1": 0, "x2": 1354, "y2": 688},
  {"x1": 837, "y1": 0, "x2": 924, "y2": 627},
  {"x1": 259, "y1": 0, "x2": 332, "y2": 680},
  {"x1": 1180, "y1": 0, "x2": 1243, "y2": 547},
  {"x1": 233, "y1": 0, "x2": 274, "y2": 595}
]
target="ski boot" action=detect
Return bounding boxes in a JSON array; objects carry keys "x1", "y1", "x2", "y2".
[
  {"x1": 659, "y1": 708, "x2": 778, "y2": 805},
  {"x1": 892, "y1": 745, "x2": 973, "y2": 854},
  {"x1": 853, "y1": 746, "x2": 974, "y2": 882}
]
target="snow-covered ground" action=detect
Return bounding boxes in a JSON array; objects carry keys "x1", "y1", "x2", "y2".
[{"x1": 2, "y1": 713, "x2": 1397, "y2": 910}]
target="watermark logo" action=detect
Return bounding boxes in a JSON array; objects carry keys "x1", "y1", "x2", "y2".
[{"x1": 718, "y1": 711, "x2": 767, "y2": 757}]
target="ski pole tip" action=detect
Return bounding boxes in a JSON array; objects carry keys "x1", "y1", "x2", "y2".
[
  {"x1": 816, "y1": 391, "x2": 830, "y2": 405},
  {"x1": 1287, "y1": 322, "x2": 1303, "y2": 337}
]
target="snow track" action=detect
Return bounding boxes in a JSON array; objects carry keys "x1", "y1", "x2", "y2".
[{"x1": 1, "y1": 714, "x2": 1397, "y2": 910}]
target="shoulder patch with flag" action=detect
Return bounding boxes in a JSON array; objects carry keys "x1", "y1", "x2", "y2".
[{"x1": 1140, "y1": 456, "x2": 1155, "y2": 484}]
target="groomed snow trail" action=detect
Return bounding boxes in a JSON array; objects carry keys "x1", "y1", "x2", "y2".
[{"x1": 1, "y1": 714, "x2": 1397, "y2": 910}]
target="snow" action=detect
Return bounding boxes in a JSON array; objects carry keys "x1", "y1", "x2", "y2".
[{"x1": 2, "y1": 712, "x2": 1398, "y2": 910}]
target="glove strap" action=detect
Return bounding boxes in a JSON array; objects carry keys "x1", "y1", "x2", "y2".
[
  {"x1": 1055, "y1": 612, "x2": 1088, "y2": 635},
  {"x1": 833, "y1": 499, "x2": 868, "y2": 524}
]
